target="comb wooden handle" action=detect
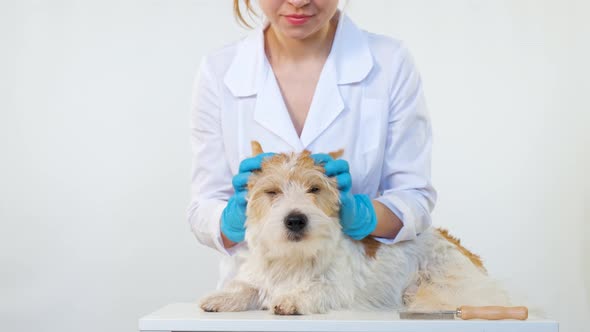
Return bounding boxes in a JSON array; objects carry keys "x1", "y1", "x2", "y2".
[{"x1": 459, "y1": 306, "x2": 528, "y2": 320}]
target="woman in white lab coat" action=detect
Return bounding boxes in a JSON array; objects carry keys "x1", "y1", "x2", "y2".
[{"x1": 188, "y1": 0, "x2": 437, "y2": 290}]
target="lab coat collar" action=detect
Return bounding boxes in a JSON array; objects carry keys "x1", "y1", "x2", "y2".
[{"x1": 223, "y1": 11, "x2": 374, "y2": 97}]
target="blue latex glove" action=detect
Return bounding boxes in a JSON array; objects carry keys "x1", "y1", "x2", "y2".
[
  {"x1": 310, "y1": 154, "x2": 377, "y2": 240},
  {"x1": 221, "y1": 152, "x2": 275, "y2": 243}
]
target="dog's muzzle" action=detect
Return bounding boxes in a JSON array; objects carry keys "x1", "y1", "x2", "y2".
[{"x1": 284, "y1": 211, "x2": 307, "y2": 241}]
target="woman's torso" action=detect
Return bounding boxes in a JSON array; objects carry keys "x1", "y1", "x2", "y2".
[{"x1": 202, "y1": 13, "x2": 408, "y2": 199}]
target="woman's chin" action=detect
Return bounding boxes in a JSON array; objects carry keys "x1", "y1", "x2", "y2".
[{"x1": 276, "y1": 28, "x2": 314, "y2": 40}]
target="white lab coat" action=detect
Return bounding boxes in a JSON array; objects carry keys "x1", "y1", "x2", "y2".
[{"x1": 188, "y1": 12, "x2": 437, "y2": 290}]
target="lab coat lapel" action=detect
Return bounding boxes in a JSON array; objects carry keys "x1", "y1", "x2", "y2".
[
  {"x1": 299, "y1": 58, "x2": 343, "y2": 148},
  {"x1": 300, "y1": 13, "x2": 374, "y2": 148},
  {"x1": 224, "y1": 22, "x2": 303, "y2": 151},
  {"x1": 253, "y1": 63, "x2": 304, "y2": 151},
  {"x1": 223, "y1": 26, "x2": 263, "y2": 98}
]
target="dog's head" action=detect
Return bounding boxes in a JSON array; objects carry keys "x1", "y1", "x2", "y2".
[{"x1": 244, "y1": 141, "x2": 344, "y2": 259}]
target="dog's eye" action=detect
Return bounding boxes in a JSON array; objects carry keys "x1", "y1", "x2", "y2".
[
  {"x1": 308, "y1": 186, "x2": 320, "y2": 194},
  {"x1": 265, "y1": 190, "x2": 279, "y2": 196}
]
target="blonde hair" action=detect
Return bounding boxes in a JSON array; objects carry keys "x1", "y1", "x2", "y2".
[{"x1": 233, "y1": 0, "x2": 258, "y2": 29}]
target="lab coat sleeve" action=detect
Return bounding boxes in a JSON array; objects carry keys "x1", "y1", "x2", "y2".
[
  {"x1": 373, "y1": 44, "x2": 438, "y2": 244},
  {"x1": 187, "y1": 56, "x2": 245, "y2": 256}
]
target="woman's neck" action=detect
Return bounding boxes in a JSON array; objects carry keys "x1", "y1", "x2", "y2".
[{"x1": 264, "y1": 13, "x2": 339, "y2": 63}]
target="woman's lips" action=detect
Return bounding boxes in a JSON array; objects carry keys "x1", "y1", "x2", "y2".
[{"x1": 284, "y1": 14, "x2": 313, "y2": 25}]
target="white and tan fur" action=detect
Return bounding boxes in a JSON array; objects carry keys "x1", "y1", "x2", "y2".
[{"x1": 200, "y1": 142, "x2": 511, "y2": 315}]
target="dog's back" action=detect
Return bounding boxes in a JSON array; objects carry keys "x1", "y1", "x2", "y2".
[{"x1": 346, "y1": 227, "x2": 512, "y2": 311}]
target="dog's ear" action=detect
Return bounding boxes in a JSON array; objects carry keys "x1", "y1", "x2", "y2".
[
  {"x1": 328, "y1": 149, "x2": 344, "y2": 160},
  {"x1": 251, "y1": 140, "x2": 264, "y2": 156}
]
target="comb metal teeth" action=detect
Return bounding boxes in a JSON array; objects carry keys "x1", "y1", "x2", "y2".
[{"x1": 399, "y1": 312, "x2": 455, "y2": 320}]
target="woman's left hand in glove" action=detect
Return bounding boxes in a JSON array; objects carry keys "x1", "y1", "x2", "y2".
[{"x1": 310, "y1": 153, "x2": 377, "y2": 240}]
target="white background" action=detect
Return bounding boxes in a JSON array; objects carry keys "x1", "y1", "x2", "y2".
[{"x1": 1, "y1": 0, "x2": 588, "y2": 331}]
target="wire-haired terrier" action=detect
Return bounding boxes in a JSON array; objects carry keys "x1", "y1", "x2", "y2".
[{"x1": 199, "y1": 141, "x2": 511, "y2": 315}]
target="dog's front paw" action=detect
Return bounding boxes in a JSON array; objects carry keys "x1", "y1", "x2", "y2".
[
  {"x1": 199, "y1": 291, "x2": 248, "y2": 312},
  {"x1": 272, "y1": 294, "x2": 303, "y2": 315}
]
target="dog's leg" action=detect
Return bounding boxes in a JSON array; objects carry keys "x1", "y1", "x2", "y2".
[
  {"x1": 199, "y1": 280, "x2": 262, "y2": 312},
  {"x1": 271, "y1": 283, "x2": 351, "y2": 315},
  {"x1": 406, "y1": 251, "x2": 512, "y2": 311},
  {"x1": 405, "y1": 281, "x2": 454, "y2": 311}
]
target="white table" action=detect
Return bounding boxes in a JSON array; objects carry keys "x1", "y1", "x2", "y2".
[{"x1": 138, "y1": 303, "x2": 558, "y2": 332}]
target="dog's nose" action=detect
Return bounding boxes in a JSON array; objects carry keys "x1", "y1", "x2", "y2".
[{"x1": 284, "y1": 212, "x2": 308, "y2": 232}]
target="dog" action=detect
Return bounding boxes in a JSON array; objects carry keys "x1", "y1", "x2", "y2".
[{"x1": 199, "y1": 141, "x2": 512, "y2": 315}]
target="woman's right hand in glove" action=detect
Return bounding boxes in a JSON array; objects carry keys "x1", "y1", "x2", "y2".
[{"x1": 220, "y1": 152, "x2": 275, "y2": 243}]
